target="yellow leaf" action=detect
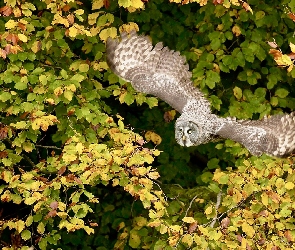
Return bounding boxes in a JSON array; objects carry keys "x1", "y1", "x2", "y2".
[
  {"x1": 170, "y1": 225, "x2": 181, "y2": 232},
  {"x1": 208, "y1": 231, "x2": 222, "y2": 241},
  {"x1": 14, "y1": 7, "x2": 22, "y2": 17},
  {"x1": 18, "y1": 34, "x2": 28, "y2": 42},
  {"x1": 154, "y1": 201, "x2": 164, "y2": 210},
  {"x1": 198, "y1": 226, "x2": 208, "y2": 236},
  {"x1": 46, "y1": 98, "x2": 55, "y2": 105},
  {"x1": 153, "y1": 149, "x2": 161, "y2": 156},
  {"x1": 204, "y1": 205, "x2": 213, "y2": 215},
  {"x1": 275, "y1": 54, "x2": 292, "y2": 66},
  {"x1": 285, "y1": 182, "x2": 295, "y2": 190},
  {"x1": 52, "y1": 14, "x2": 69, "y2": 27},
  {"x1": 242, "y1": 222, "x2": 255, "y2": 237},
  {"x1": 287, "y1": 64, "x2": 294, "y2": 72},
  {"x1": 112, "y1": 178, "x2": 119, "y2": 186},
  {"x1": 93, "y1": 61, "x2": 109, "y2": 71},
  {"x1": 88, "y1": 12, "x2": 100, "y2": 25},
  {"x1": 182, "y1": 217, "x2": 196, "y2": 223},
  {"x1": 92, "y1": 0, "x2": 104, "y2": 10},
  {"x1": 182, "y1": 234, "x2": 193, "y2": 247},
  {"x1": 99, "y1": 27, "x2": 117, "y2": 42},
  {"x1": 232, "y1": 25, "x2": 241, "y2": 36},
  {"x1": 75, "y1": 9, "x2": 84, "y2": 15},
  {"x1": 54, "y1": 87, "x2": 63, "y2": 96},
  {"x1": 76, "y1": 143, "x2": 84, "y2": 154},
  {"x1": 147, "y1": 171, "x2": 160, "y2": 179},
  {"x1": 65, "y1": 84, "x2": 76, "y2": 92},
  {"x1": 131, "y1": 0, "x2": 144, "y2": 8},
  {"x1": 62, "y1": 153, "x2": 77, "y2": 163},
  {"x1": 290, "y1": 42, "x2": 295, "y2": 53},
  {"x1": 5, "y1": 20, "x2": 18, "y2": 29},
  {"x1": 15, "y1": 220, "x2": 25, "y2": 233},
  {"x1": 63, "y1": 90, "x2": 74, "y2": 101},
  {"x1": 119, "y1": 22, "x2": 139, "y2": 33},
  {"x1": 23, "y1": 142, "x2": 34, "y2": 152},
  {"x1": 31, "y1": 115, "x2": 58, "y2": 131},
  {"x1": 69, "y1": 26, "x2": 78, "y2": 37},
  {"x1": 159, "y1": 224, "x2": 168, "y2": 234},
  {"x1": 145, "y1": 131, "x2": 162, "y2": 145}
]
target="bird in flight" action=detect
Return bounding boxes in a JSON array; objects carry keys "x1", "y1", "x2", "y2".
[{"x1": 106, "y1": 31, "x2": 295, "y2": 157}]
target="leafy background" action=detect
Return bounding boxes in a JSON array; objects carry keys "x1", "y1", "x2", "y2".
[{"x1": 1, "y1": 0, "x2": 295, "y2": 249}]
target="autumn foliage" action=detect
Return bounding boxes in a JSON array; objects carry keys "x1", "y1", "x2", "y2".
[{"x1": 1, "y1": 0, "x2": 295, "y2": 249}]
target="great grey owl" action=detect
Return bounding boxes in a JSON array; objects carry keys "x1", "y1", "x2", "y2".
[{"x1": 106, "y1": 31, "x2": 295, "y2": 157}]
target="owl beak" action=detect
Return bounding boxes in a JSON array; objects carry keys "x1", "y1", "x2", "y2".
[{"x1": 182, "y1": 135, "x2": 186, "y2": 142}]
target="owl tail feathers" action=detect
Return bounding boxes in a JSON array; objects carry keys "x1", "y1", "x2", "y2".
[
  {"x1": 216, "y1": 112, "x2": 295, "y2": 157},
  {"x1": 106, "y1": 32, "x2": 155, "y2": 81}
]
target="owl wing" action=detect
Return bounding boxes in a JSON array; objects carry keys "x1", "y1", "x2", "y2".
[
  {"x1": 106, "y1": 31, "x2": 210, "y2": 113},
  {"x1": 217, "y1": 113, "x2": 295, "y2": 157}
]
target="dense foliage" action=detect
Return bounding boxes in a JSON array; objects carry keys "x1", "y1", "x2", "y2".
[{"x1": 1, "y1": 0, "x2": 295, "y2": 249}]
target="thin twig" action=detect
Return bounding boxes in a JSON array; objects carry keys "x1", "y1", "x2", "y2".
[
  {"x1": 22, "y1": 154, "x2": 35, "y2": 167},
  {"x1": 174, "y1": 194, "x2": 199, "y2": 249},
  {"x1": 36, "y1": 145, "x2": 62, "y2": 150},
  {"x1": 209, "y1": 191, "x2": 222, "y2": 228},
  {"x1": 151, "y1": 179, "x2": 168, "y2": 202},
  {"x1": 184, "y1": 194, "x2": 199, "y2": 219}
]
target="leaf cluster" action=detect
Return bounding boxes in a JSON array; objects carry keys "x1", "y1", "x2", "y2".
[{"x1": 1, "y1": 0, "x2": 295, "y2": 249}]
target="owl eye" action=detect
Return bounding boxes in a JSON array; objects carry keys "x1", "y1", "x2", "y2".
[{"x1": 187, "y1": 129, "x2": 192, "y2": 134}]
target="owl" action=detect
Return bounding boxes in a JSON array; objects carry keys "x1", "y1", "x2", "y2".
[{"x1": 106, "y1": 31, "x2": 295, "y2": 157}]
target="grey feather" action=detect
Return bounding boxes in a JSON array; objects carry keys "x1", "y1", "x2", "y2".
[{"x1": 106, "y1": 32, "x2": 295, "y2": 157}]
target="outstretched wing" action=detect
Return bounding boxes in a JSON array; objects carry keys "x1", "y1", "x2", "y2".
[
  {"x1": 106, "y1": 31, "x2": 209, "y2": 113},
  {"x1": 217, "y1": 113, "x2": 295, "y2": 157}
]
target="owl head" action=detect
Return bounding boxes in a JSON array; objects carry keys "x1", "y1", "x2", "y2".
[{"x1": 174, "y1": 120, "x2": 200, "y2": 147}]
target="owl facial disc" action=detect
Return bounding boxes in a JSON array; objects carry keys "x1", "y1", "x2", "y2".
[{"x1": 175, "y1": 121, "x2": 199, "y2": 147}]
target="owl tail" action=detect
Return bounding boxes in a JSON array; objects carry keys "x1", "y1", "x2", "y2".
[{"x1": 216, "y1": 113, "x2": 295, "y2": 157}]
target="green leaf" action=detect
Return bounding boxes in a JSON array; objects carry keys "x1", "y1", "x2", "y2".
[
  {"x1": 145, "y1": 97, "x2": 158, "y2": 108},
  {"x1": 233, "y1": 86, "x2": 242, "y2": 99},
  {"x1": 21, "y1": 230, "x2": 31, "y2": 240},
  {"x1": 15, "y1": 80, "x2": 28, "y2": 90},
  {"x1": 124, "y1": 92, "x2": 135, "y2": 105},
  {"x1": 207, "y1": 158, "x2": 220, "y2": 169},
  {"x1": 79, "y1": 63, "x2": 90, "y2": 73},
  {"x1": 129, "y1": 231, "x2": 141, "y2": 248},
  {"x1": 0, "y1": 92, "x2": 12, "y2": 102},
  {"x1": 275, "y1": 88, "x2": 289, "y2": 98}
]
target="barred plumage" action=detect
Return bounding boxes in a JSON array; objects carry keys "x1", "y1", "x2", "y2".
[{"x1": 106, "y1": 31, "x2": 295, "y2": 157}]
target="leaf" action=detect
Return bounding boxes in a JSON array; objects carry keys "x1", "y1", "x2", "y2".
[
  {"x1": 79, "y1": 63, "x2": 89, "y2": 72},
  {"x1": 63, "y1": 90, "x2": 74, "y2": 101},
  {"x1": 290, "y1": 42, "x2": 295, "y2": 53},
  {"x1": 242, "y1": 222, "x2": 255, "y2": 237},
  {"x1": 182, "y1": 217, "x2": 196, "y2": 223},
  {"x1": 129, "y1": 231, "x2": 141, "y2": 248},
  {"x1": 99, "y1": 27, "x2": 117, "y2": 42},
  {"x1": 232, "y1": 25, "x2": 241, "y2": 36},
  {"x1": 145, "y1": 97, "x2": 158, "y2": 108},
  {"x1": 15, "y1": 80, "x2": 27, "y2": 90},
  {"x1": 0, "y1": 92, "x2": 12, "y2": 102},
  {"x1": 182, "y1": 234, "x2": 193, "y2": 247},
  {"x1": 285, "y1": 182, "x2": 294, "y2": 190},
  {"x1": 145, "y1": 131, "x2": 162, "y2": 145},
  {"x1": 233, "y1": 86, "x2": 242, "y2": 100},
  {"x1": 275, "y1": 88, "x2": 289, "y2": 98},
  {"x1": 21, "y1": 230, "x2": 31, "y2": 240},
  {"x1": 37, "y1": 222, "x2": 45, "y2": 234},
  {"x1": 92, "y1": 0, "x2": 104, "y2": 10}
]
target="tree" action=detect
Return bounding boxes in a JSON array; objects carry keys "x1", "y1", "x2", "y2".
[{"x1": 0, "y1": 0, "x2": 295, "y2": 249}]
